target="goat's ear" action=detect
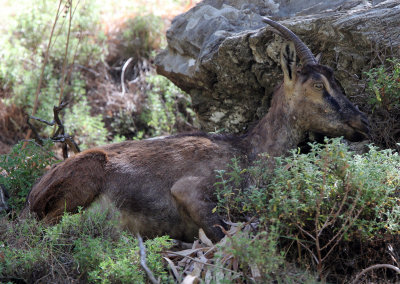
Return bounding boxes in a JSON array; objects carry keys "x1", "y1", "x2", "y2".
[{"x1": 280, "y1": 42, "x2": 297, "y2": 86}]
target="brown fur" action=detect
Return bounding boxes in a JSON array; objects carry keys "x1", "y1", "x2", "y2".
[
  {"x1": 28, "y1": 150, "x2": 108, "y2": 223},
  {"x1": 27, "y1": 42, "x2": 370, "y2": 242}
]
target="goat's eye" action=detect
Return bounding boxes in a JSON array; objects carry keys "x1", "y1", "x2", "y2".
[{"x1": 313, "y1": 82, "x2": 324, "y2": 90}]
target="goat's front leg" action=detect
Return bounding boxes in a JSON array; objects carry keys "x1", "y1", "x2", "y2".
[{"x1": 171, "y1": 176, "x2": 226, "y2": 242}]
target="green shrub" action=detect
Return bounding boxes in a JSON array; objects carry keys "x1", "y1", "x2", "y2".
[
  {"x1": 364, "y1": 58, "x2": 400, "y2": 151},
  {"x1": 215, "y1": 138, "x2": 400, "y2": 277},
  {"x1": 0, "y1": 217, "x2": 49, "y2": 280},
  {"x1": 141, "y1": 74, "x2": 197, "y2": 137},
  {"x1": 214, "y1": 157, "x2": 248, "y2": 221},
  {"x1": 0, "y1": 0, "x2": 109, "y2": 145},
  {"x1": 213, "y1": 230, "x2": 283, "y2": 282},
  {"x1": 365, "y1": 58, "x2": 400, "y2": 111},
  {"x1": 0, "y1": 203, "x2": 172, "y2": 283},
  {"x1": 0, "y1": 140, "x2": 57, "y2": 211},
  {"x1": 218, "y1": 138, "x2": 400, "y2": 236},
  {"x1": 79, "y1": 234, "x2": 172, "y2": 283},
  {"x1": 63, "y1": 99, "x2": 108, "y2": 149},
  {"x1": 66, "y1": 206, "x2": 173, "y2": 283}
]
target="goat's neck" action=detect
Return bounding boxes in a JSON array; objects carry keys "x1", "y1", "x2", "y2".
[{"x1": 245, "y1": 91, "x2": 304, "y2": 159}]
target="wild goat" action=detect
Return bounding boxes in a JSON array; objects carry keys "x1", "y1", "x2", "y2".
[{"x1": 27, "y1": 19, "x2": 370, "y2": 242}]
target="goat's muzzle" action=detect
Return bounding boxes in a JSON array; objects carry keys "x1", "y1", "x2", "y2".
[{"x1": 347, "y1": 113, "x2": 371, "y2": 142}]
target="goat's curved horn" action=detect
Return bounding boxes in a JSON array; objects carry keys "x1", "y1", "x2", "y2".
[{"x1": 263, "y1": 17, "x2": 317, "y2": 65}]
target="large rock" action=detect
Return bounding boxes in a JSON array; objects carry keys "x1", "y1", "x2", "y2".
[{"x1": 156, "y1": 0, "x2": 400, "y2": 132}]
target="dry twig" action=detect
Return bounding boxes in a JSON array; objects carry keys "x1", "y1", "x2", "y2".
[
  {"x1": 137, "y1": 233, "x2": 159, "y2": 284},
  {"x1": 24, "y1": 0, "x2": 64, "y2": 143},
  {"x1": 121, "y1": 57, "x2": 134, "y2": 96},
  {"x1": 28, "y1": 102, "x2": 80, "y2": 159},
  {"x1": 352, "y1": 264, "x2": 400, "y2": 284}
]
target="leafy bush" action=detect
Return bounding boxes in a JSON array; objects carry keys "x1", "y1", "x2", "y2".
[
  {"x1": 80, "y1": 234, "x2": 172, "y2": 283},
  {"x1": 267, "y1": 140, "x2": 400, "y2": 235},
  {"x1": 215, "y1": 138, "x2": 400, "y2": 279},
  {"x1": 141, "y1": 74, "x2": 197, "y2": 137},
  {"x1": 109, "y1": 74, "x2": 198, "y2": 140},
  {"x1": 0, "y1": 203, "x2": 172, "y2": 283},
  {"x1": 215, "y1": 157, "x2": 248, "y2": 221},
  {"x1": 0, "y1": 217, "x2": 48, "y2": 279},
  {"x1": 0, "y1": 140, "x2": 57, "y2": 211},
  {"x1": 365, "y1": 58, "x2": 400, "y2": 111},
  {"x1": 63, "y1": 100, "x2": 108, "y2": 149},
  {"x1": 0, "y1": 0, "x2": 109, "y2": 146},
  {"x1": 364, "y1": 58, "x2": 400, "y2": 151},
  {"x1": 213, "y1": 229, "x2": 284, "y2": 283}
]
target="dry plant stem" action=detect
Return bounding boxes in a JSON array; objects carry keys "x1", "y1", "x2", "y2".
[
  {"x1": 121, "y1": 58, "x2": 134, "y2": 96},
  {"x1": 52, "y1": 103, "x2": 80, "y2": 157},
  {"x1": 28, "y1": 102, "x2": 80, "y2": 158},
  {"x1": 137, "y1": 233, "x2": 159, "y2": 284},
  {"x1": 57, "y1": 0, "x2": 73, "y2": 106},
  {"x1": 60, "y1": 0, "x2": 82, "y2": 99},
  {"x1": 297, "y1": 240, "x2": 319, "y2": 264},
  {"x1": 26, "y1": 118, "x2": 44, "y2": 145},
  {"x1": 166, "y1": 251, "x2": 242, "y2": 275},
  {"x1": 314, "y1": 151, "x2": 329, "y2": 275},
  {"x1": 24, "y1": 0, "x2": 63, "y2": 144},
  {"x1": 66, "y1": 34, "x2": 82, "y2": 85},
  {"x1": 318, "y1": 181, "x2": 351, "y2": 237},
  {"x1": 352, "y1": 264, "x2": 400, "y2": 284},
  {"x1": 321, "y1": 205, "x2": 364, "y2": 263},
  {"x1": 163, "y1": 257, "x2": 182, "y2": 283},
  {"x1": 295, "y1": 223, "x2": 316, "y2": 241},
  {"x1": 320, "y1": 187, "x2": 363, "y2": 252},
  {"x1": 299, "y1": 157, "x2": 365, "y2": 276},
  {"x1": 53, "y1": 104, "x2": 66, "y2": 136},
  {"x1": 53, "y1": 0, "x2": 73, "y2": 137}
]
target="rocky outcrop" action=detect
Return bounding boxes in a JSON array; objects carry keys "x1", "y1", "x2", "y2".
[{"x1": 156, "y1": 0, "x2": 400, "y2": 132}]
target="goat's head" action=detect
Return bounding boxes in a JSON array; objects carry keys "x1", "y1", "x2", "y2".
[{"x1": 264, "y1": 18, "x2": 370, "y2": 142}]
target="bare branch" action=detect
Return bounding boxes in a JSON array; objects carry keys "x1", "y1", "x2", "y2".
[
  {"x1": 163, "y1": 257, "x2": 182, "y2": 283},
  {"x1": 321, "y1": 206, "x2": 365, "y2": 263},
  {"x1": 352, "y1": 264, "x2": 400, "y2": 284},
  {"x1": 318, "y1": 181, "x2": 351, "y2": 237},
  {"x1": 24, "y1": 0, "x2": 64, "y2": 143},
  {"x1": 166, "y1": 251, "x2": 242, "y2": 275},
  {"x1": 121, "y1": 57, "x2": 134, "y2": 96},
  {"x1": 137, "y1": 233, "x2": 159, "y2": 284},
  {"x1": 27, "y1": 117, "x2": 44, "y2": 145},
  {"x1": 295, "y1": 223, "x2": 316, "y2": 241},
  {"x1": 28, "y1": 101, "x2": 80, "y2": 159},
  {"x1": 321, "y1": 190, "x2": 364, "y2": 252},
  {"x1": 57, "y1": 0, "x2": 73, "y2": 106},
  {"x1": 297, "y1": 240, "x2": 319, "y2": 265}
]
